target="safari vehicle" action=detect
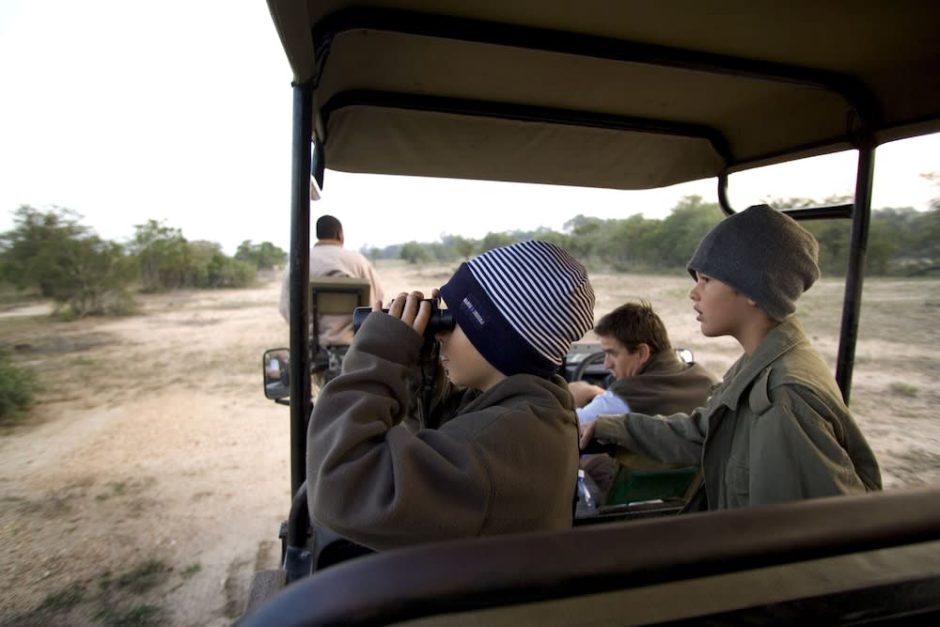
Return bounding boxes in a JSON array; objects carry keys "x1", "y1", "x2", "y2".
[{"x1": 244, "y1": 0, "x2": 940, "y2": 623}]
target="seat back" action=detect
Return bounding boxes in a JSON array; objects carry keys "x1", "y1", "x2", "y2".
[
  {"x1": 310, "y1": 275, "x2": 371, "y2": 316},
  {"x1": 605, "y1": 449, "x2": 700, "y2": 506},
  {"x1": 309, "y1": 276, "x2": 371, "y2": 351},
  {"x1": 241, "y1": 487, "x2": 940, "y2": 626},
  {"x1": 607, "y1": 466, "x2": 699, "y2": 506}
]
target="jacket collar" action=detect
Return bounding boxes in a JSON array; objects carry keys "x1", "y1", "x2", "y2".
[
  {"x1": 637, "y1": 348, "x2": 685, "y2": 376},
  {"x1": 715, "y1": 316, "x2": 808, "y2": 411}
]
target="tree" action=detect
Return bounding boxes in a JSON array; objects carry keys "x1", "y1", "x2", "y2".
[
  {"x1": 479, "y1": 232, "x2": 517, "y2": 252},
  {"x1": 907, "y1": 208, "x2": 940, "y2": 274},
  {"x1": 655, "y1": 196, "x2": 723, "y2": 268},
  {"x1": 176, "y1": 240, "x2": 257, "y2": 288},
  {"x1": 54, "y1": 235, "x2": 136, "y2": 316},
  {"x1": 452, "y1": 236, "x2": 475, "y2": 260},
  {"x1": 604, "y1": 214, "x2": 662, "y2": 270},
  {"x1": 400, "y1": 241, "x2": 431, "y2": 264},
  {"x1": 908, "y1": 173, "x2": 940, "y2": 274},
  {"x1": 130, "y1": 219, "x2": 190, "y2": 291},
  {"x1": 235, "y1": 240, "x2": 286, "y2": 269},
  {"x1": 0, "y1": 205, "x2": 135, "y2": 316},
  {"x1": 129, "y1": 221, "x2": 258, "y2": 290},
  {"x1": 0, "y1": 205, "x2": 88, "y2": 295},
  {"x1": 533, "y1": 231, "x2": 574, "y2": 256}
]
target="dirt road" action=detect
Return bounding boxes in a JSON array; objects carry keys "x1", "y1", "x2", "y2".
[{"x1": 1, "y1": 263, "x2": 938, "y2": 625}]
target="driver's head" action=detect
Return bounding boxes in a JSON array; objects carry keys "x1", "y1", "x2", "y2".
[
  {"x1": 439, "y1": 240, "x2": 595, "y2": 377},
  {"x1": 316, "y1": 215, "x2": 343, "y2": 242}
]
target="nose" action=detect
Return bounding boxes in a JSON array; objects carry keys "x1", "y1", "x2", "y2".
[
  {"x1": 435, "y1": 329, "x2": 451, "y2": 342},
  {"x1": 603, "y1": 355, "x2": 614, "y2": 370},
  {"x1": 689, "y1": 279, "x2": 702, "y2": 301}
]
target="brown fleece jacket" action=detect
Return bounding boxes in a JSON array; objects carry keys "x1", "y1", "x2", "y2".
[
  {"x1": 607, "y1": 349, "x2": 717, "y2": 416},
  {"x1": 306, "y1": 313, "x2": 580, "y2": 551}
]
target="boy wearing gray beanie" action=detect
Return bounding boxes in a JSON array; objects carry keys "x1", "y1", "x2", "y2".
[
  {"x1": 308, "y1": 240, "x2": 595, "y2": 550},
  {"x1": 582, "y1": 205, "x2": 881, "y2": 510}
]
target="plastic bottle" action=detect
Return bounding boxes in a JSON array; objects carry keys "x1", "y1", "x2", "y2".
[{"x1": 575, "y1": 469, "x2": 598, "y2": 517}]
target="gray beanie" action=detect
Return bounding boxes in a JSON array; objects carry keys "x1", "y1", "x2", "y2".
[{"x1": 687, "y1": 204, "x2": 820, "y2": 321}]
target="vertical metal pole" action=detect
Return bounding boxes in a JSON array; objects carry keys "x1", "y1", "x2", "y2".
[
  {"x1": 289, "y1": 81, "x2": 314, "y2": 497},
  {"x1": 835, "y1": 140, "x2": 876, "y2": 403},
  {"x1": 717, "y1": 172, "x2": 735, "y2": 216}
]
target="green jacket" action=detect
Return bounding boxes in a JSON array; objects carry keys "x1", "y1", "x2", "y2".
[
  {"x1": 594, "y1": 317, "x2": 882, "y2": 510},
  {"x1": 307, "y1": 313, "x2": 580, "y2": 550}
]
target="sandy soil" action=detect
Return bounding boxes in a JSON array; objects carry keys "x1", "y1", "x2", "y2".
[{"x1": 1, "y1": 261, "x2": 938, "y2": 625}]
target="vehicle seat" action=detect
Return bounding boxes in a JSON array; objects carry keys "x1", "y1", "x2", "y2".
[
  {"x1": 309, "y1": 276, "x2": 371, "y2": 382},
  {"x1": 599, "y1": 449, "x2": 699, "y2": 508}
]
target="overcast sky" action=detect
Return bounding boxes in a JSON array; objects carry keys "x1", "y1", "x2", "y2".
[{"x1": 1, "y1": 1, "x2": 938, "y2": 255}]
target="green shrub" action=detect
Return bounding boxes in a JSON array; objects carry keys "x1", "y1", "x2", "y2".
[
  {"x1": 0, "y1": 206, "x2": 137, "y2": 316},
  {"x1": 0, "y1": 348, "x2": 40, "y2": 426},
  {"x1": 131, "y1": 230, "x2": 257, "y2": 290},
  {"x1": 235, "y1": 240, "x2": 286, "y2": 269},
  {"x1": 204, "y1": 253, "x2": 256, "y2": 288}
]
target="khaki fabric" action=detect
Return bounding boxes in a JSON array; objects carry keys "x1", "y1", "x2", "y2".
[{"x1": 268, "y1": 0, "x2": 940, "y2": 187}]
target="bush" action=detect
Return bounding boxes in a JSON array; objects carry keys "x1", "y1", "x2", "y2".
[
  {"x1": 0, "y1": 348, "x2": 40, "y2": 426},
  {"x1": 205, "y1": 254, "x2": 256, "y2": 288},
  {"x1": 56, "y1": 288, "x2": 137, "y2": 320},
  {"x1": 131, "y1": 228, "x2": 257, "y2": 291},
  {"x1": 235, "y1": 240, "x2": 286, "y2": 270},
  {"x1": 0, "y1": 206, "x2": 137, "y2": 317}
]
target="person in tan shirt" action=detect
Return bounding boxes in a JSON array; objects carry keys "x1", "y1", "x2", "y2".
[{"x1": 278, "y1": 214, "x2": 384, "y2": 347}]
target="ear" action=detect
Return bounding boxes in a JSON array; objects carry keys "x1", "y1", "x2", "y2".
[{"x1": 636, "y1": 342, "x2": 652, "y2": 366}]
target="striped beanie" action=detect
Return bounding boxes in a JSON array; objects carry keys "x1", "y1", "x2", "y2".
[{"x1": 439, "y1": 240, "x2": 595, "y2": 377}]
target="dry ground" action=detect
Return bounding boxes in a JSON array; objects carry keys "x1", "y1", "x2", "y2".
[{"x1": 1, "y1": 261, "x2": 939, "y2": 625}]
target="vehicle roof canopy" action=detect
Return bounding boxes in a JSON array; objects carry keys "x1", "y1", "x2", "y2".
[{"x1": 267, "y1": 0, "x2": 940, "y2": 190}]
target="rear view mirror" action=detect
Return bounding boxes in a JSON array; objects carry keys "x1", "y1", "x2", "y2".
[{"x1": 263, "y1": 348, "x2": 290, "y2": 401}]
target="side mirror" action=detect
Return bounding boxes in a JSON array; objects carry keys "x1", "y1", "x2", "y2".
[{"x1": 263, "y1": 348, "x2": 290, "y2": 401}]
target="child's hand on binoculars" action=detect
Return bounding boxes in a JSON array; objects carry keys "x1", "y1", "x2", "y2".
[{"x1": 377, "y1": 291, "x2": 433, "y2": 337}]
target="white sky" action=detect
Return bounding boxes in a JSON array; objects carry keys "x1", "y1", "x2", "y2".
[{"x1": 1, "y1": 0, "x2": 938, "y2": 255}]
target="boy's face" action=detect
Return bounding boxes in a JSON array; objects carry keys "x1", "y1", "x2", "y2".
[
  {"x1": 436, "y1": 323, "x2": 506, "y2": 391},
  {"x1": 689, "y1": 272, "x2": 755, "y2": 339},
  {"x1": 599, "y1": 335, "x2": 647, "y2": 379}
]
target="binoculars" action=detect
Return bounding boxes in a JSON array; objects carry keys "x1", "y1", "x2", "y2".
[{"x1": 352, "y1": 299, "x2": 456, "y2": 336}]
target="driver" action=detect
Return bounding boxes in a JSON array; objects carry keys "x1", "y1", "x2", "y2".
[
  {"x1": 306, "y1": 240, "x2": 595, "y2": 550},
  {"x1": 278, "y1": 214, "x2": 384, "y2": 347}
]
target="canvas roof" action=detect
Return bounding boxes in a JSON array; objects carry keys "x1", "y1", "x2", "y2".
[{"x1": 267, "y1": 0, "x2": 940, "y2": 190}]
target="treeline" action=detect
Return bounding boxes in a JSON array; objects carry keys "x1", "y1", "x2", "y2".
[
  {"x1": 4, "y1": 194, "x2": 937, "y2": 317},
  {"x1": 0, "y1": 205, "x2": 286, "y2": 318},
  {"x1": 371, "y1": 195, "x2": 940, "y2": 277}
]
